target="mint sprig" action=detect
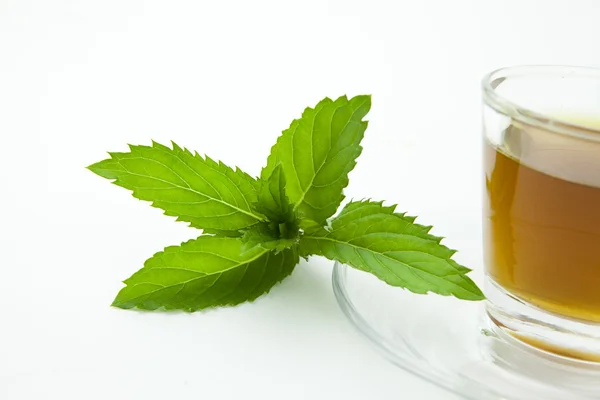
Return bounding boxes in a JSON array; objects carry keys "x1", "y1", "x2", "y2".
[{"x1": 89, "y1": 95, "x2": 484, "y2": 311}]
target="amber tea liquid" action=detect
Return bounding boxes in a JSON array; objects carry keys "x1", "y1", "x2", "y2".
[{"x1": 484, "y1": 119, "x2": 600, "y2": 322}]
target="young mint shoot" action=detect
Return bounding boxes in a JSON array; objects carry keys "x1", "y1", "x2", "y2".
[{"x1": 88, "y1": 95, "x2": 484, "y2": 311}]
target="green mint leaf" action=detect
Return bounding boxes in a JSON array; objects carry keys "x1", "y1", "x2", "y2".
[
  {"x1": 332, "y1": 199, "x2": 443, "y2": 243},
  {"x1": 112, "y1": 236, "x2": 299, "y2": 311},
  {"x1": 88, "y1": 141, "x2": 264, "y2": 231},
  {"x1": 299, "y1": 200, "x2": 484, "y2": 300},
  {"x1": 262, "y1": 95, "x2": 371, "y2": 225},
  {"x1": 240, "y1": 222, "x2": 299, "y2": 253},
  {"x1": 254, "y1": 164, "x2": 294, "y2": 223}
]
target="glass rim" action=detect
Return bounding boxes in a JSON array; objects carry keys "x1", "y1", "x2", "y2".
[{"x1": 482, "y1": 65, "x2": 600, "y2": 141}]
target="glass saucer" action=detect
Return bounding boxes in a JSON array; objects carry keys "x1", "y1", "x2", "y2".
[{"x1": 332, "y1": 262, "x2": 600, "y2": 400}]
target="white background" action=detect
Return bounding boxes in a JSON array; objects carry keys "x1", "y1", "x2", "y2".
[{"x1": 1, "y1": 1, "x2": 600, "y2": 399}]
